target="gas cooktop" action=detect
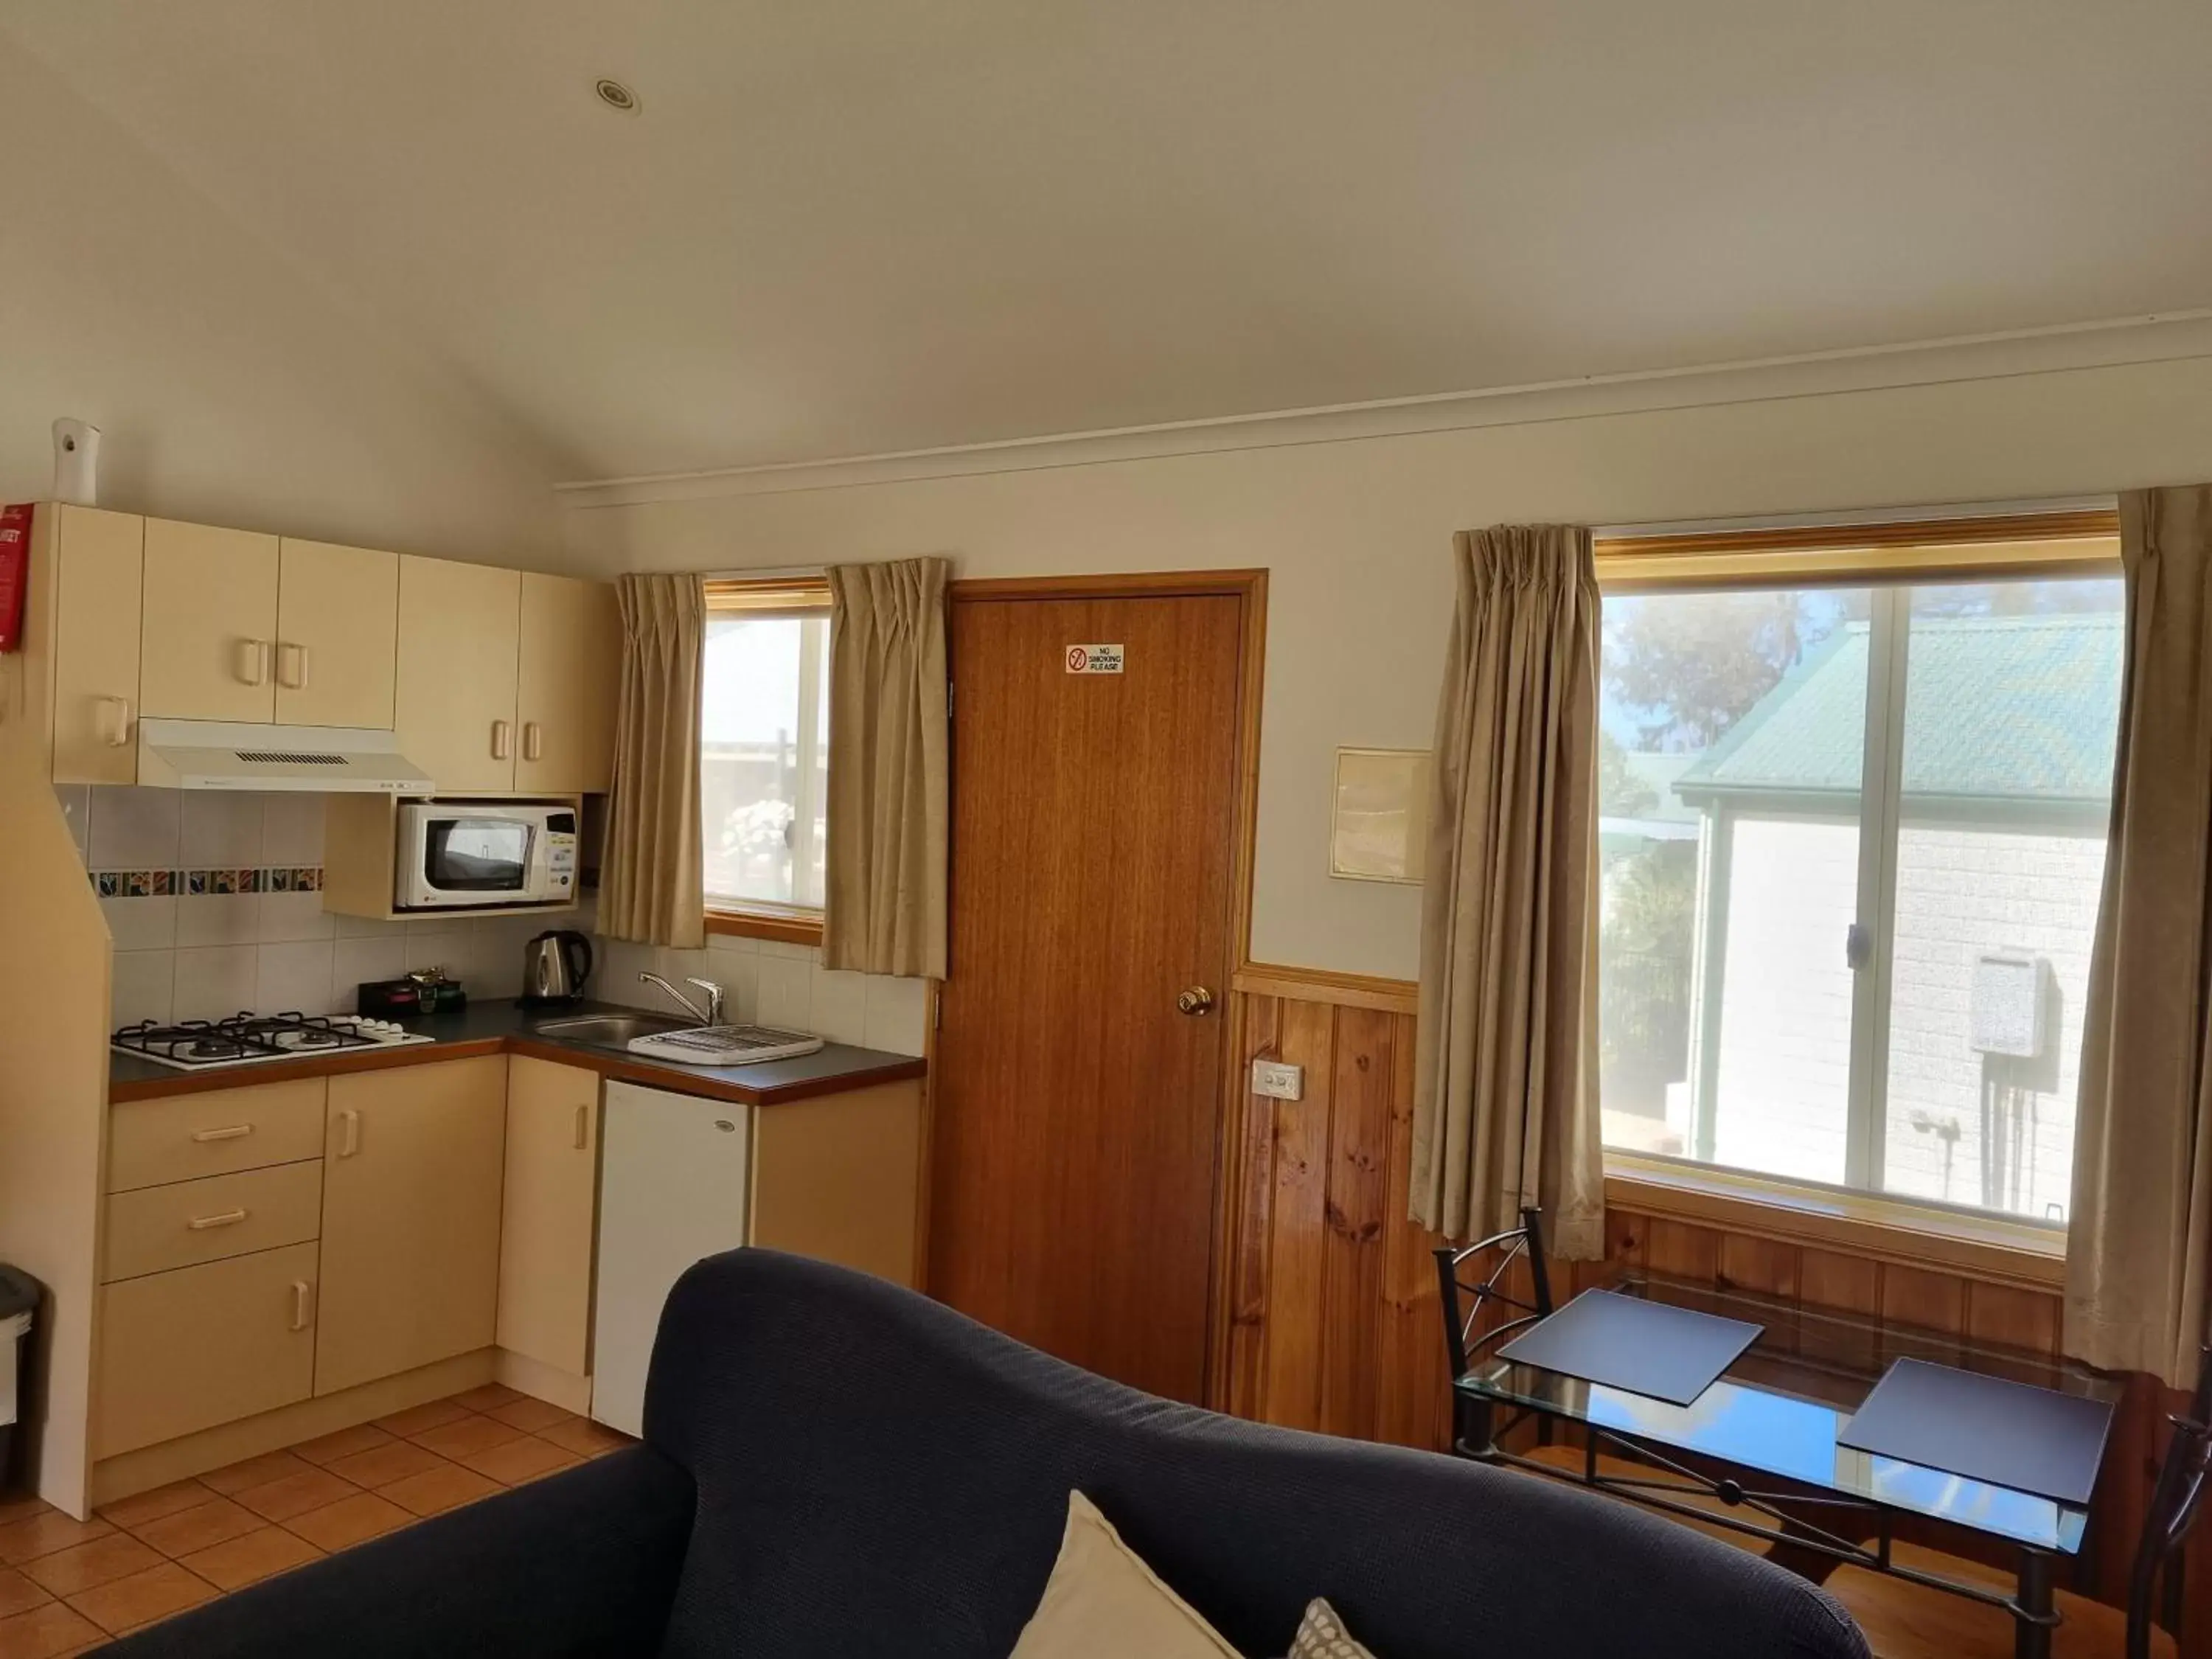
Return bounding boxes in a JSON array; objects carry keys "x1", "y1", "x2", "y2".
[{"x1": 112, "y1": 1013, "x2": 434, "y2": 1071}]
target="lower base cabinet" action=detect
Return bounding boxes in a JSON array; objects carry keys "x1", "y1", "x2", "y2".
[
  {"x1": 316, "y1": 1057, "x2": 507, "y2": 1397},
  {"x1": 95, "y1": 1242, "x2": 319, "y2": 1458}
]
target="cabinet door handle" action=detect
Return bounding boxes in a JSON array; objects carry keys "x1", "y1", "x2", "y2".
[
  {"x1": 187, "y1": 1208, "x2": 248, "y2": 1231},
  {"x1": 290, "y1": 1280, "x2": 314, "y2": 1332},
  {"x1": 335, "y1": 1107, "x2": 361, "y2": 1158},
  {"x1": 278, "y1": 641, "x2": 309, "y2": 690},
  {"x1": 98, "y1": 696, "x2": 133, "y2": 748},
  {"x1": 573, "y1": 1102, "x2": 589, "y2": 1151},
  {"x1": 524, "y1": 721, "x2": 543, "y2": 762},
  {"x1": 235, "y1": 639, "x2": 271, "y2": 686},
  {"x1": 189, "y1": 1124, "x2": 254, "y2": 1144},
  {"x1": 492, "y1": 719, "x2": 512, "y2": 760}
]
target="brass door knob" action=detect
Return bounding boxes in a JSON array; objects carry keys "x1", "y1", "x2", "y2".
[{"x1": 1176, "y1": 986, "x2": 1215, "y2": 1017}]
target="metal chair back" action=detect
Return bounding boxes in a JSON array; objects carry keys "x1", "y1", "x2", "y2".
[
  {"x1": 2128, "y1": 1342, "x2": 2212, "y2": 1659},
  {"x1": 1433, "y1": 1206, "x2": 1554, "y2": 1382}
]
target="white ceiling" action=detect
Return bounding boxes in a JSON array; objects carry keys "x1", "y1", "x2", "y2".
[{"x1": 6, "y1": 1, "x2": 2209, "y2": 482}]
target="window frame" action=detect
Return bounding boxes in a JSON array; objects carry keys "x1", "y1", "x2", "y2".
[
  {"x1": 1592, "y1": 509, "x2": 2123, "y2": 1237},
  {"x1": 700, "y1": 575, "x2": 834, "y2": 947}
]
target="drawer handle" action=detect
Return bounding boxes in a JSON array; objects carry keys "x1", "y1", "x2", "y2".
[
  {"x1": 290, "y1": 1280, "x2": 314, "y2": 1332},
  {"x1": 336, "y1": 1107, "x2": 361, "y2": 1158},
  {"x1": 187, "y1": 1208, "x2": 248, "y2": 1231},
  {"x1": 573, "y1": 1102, "x2": 589, "y2": 1151},
  {"x1": 189, "y1": 1124, "x2": 254, "y2": 1144}
]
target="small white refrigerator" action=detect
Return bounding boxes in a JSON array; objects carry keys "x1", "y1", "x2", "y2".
[{"x1": 591, "y1": 1080, "x2": 753, "y2": 1437}]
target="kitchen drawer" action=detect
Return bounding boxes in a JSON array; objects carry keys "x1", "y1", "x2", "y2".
[
  {"x1": 95, "y1": 1242, "x2": 319, "y2": 1458},
  {"x1": 103, "y1": 1162, "x2": 324, "y2": 1282},
  {"x1": 108, "y1": 1078, "x2": 328, "y2": 1192}
]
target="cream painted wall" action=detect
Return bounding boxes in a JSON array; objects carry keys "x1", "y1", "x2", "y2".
[
  {"x1": 0, "y1": 33, "x2": 566, "y2": 568},
  {"x1": 562, "y1": 352, "x2": 2212, "y2": 981}
]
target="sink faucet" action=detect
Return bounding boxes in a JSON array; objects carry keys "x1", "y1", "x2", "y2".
[{"x1": 639, "y1": 972, "x2": 726, "y2": 1026}]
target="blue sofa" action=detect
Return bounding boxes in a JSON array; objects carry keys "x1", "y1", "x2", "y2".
[{"x1": 101, "y1": 1248, "x2": 1867, "y2": 1657}]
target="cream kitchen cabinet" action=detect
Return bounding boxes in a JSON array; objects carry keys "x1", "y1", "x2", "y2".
[
  {"x1": 274, "y1": 539, "x2": 400, "y2": 728},
  {"x1": 15, "y1": 504, "x2": 145, "y2": 784},
  {"x1": 135, "y1": 521, "x2": 399, "y2": 729},
  {"x1": 139, "y1": 519, "x2": 282, "y2": 723},
  {"x1": 393, "y1": 558, "x2": 619, "y2": 794},
  {"x1": 515, "y1": 573, "x2": 622, "y2": 795},
  {"x1": 316, "y1": 1057, "x2": 507, "y2": 1396},
  {"x1": 495, "y1": 1057, "x2": 600, "y2": 1378}
]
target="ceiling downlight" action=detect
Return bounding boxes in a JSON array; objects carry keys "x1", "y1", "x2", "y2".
[{"x1": 594, "y1": 77, "x2": 640, "y2": 114}]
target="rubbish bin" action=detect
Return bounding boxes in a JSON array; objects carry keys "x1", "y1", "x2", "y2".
[{"x1": 0, "y1": 1265, "x2": 36, "y2": 1495}]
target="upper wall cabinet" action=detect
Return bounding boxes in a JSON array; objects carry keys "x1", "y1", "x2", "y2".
[
  {"x1": 22, "y1": 505, "x2": 145, "y2": 785},
  {"x1": 274, "y1": 540, "x2": 400, "y2": 729},
  {"x1": 139, "y1": 519, "x2": 281, "y2": 723},
  {"x1": 515, "y1": 573, "x2": 621, "y2": 796},
  {"x1": 394, "y1": 556, "x2": 522, "y2": 794}
]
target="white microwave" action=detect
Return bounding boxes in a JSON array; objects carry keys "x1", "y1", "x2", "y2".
[{"x1": 395, "y1": 802, "x2": 578, "y2": 911}]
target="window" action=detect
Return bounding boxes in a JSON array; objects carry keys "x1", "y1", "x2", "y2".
[
  {"x1": 1594, "y1": 519, "x2": 2123, "y2": 1225},
  {"x1": 700, "y1": 578, "x2": 832, "y2": 940}
]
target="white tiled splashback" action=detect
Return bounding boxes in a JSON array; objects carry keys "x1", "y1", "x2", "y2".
[
  {"x1": 592, "y1": 932, "x2": 931, "y2": 1058},
  {"x1": 64, "y1": 785, "x2": 588, "y2": 1028},
  {"x1": 64, "y1": 785, "x2": 934, "y2": 1057}
]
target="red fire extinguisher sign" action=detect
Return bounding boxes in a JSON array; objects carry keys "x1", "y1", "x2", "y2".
[{"x1": 0, "y1": 504, "x2": 31, "y2": 654}]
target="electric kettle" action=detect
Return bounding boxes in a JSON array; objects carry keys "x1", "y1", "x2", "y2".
[{"x1": 521, "y1": 930, "x2": 594, "y2": 1006}]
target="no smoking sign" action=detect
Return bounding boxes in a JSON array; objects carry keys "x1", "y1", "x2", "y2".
[{"x1": 1065, "y1": 643, "x2": 1124, "y2": 675}]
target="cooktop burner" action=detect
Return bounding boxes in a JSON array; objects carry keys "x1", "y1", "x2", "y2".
[{"x1": 112, "y1": 1013, "x2": 433, "y2": 1071}]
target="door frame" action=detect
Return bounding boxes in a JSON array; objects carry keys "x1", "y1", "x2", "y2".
[{"x1": 942, "y1": 568, "x2": 1267, "y2": 1406}]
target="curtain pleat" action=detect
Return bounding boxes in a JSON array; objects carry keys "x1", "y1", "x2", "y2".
[
  {"x1": 599, "y1": 574, "x2": 706, "y2": 950},
  {"x1": 1411, "y1": 524, "x2": 1605, "y2": 1258},
  {"x1": 2065, "y1": 484, "x2": 2212, "y2": 1387},
  {"x1": 823, "y1": 558, "x2": 948, "y2": 979}
]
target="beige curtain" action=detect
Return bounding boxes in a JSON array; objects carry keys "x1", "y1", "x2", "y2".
[
  {"x1": 599, "y1": 574, "x2": 706, "y2": 949},
  {"x1": 823, "y1": 558, "x2": 949, "y2": 978},
  {"x1": 1411, "y1": 525, "x2": 1605, "y2": 1259},
  {"x1": 2066, "y1": 484, "x2": 2212, "y2": 1387}
]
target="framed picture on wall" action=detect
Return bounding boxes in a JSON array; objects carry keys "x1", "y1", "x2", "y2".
[{"x1": 1329, "y1": 748, "x2": 1431, "y2": 884}]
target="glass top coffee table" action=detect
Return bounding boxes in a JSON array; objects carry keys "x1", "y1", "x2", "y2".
[{"x1": 1452, "y1": 1268, "x2": 2123, "y2": 1659}]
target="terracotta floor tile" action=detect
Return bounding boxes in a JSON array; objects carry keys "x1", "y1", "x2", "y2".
[
  {"x1": 0, "y1": 1514, "x2": 111, "y2": 1569},
  {"x1": 231, "y1": 1468, "x2": 358, "y2": 1525},
  {"x1": 409, "y1": 1414, "x2": 526, "y2": 1461},
  {"x1": 18, "y1": 1534, "x2": 162, "y2": 1599},
  {"x1": 487, "y1": 1396, "x2": 576, "y2": 1434},
  {"x1": 282, "y1": 1492, "x2": 410, "y2": 1554},
  {"x1": 449, "y1": 1382, "x2": 523, "y2": 1413},
  {"x1": 380, "y1": 1464, "x2": 500, "y2": 1519},
  {"x1": 198, "y1": 1450, "x2": 316, "y2": 1498},
  {"x1": 537, "y1": 1416, "x2": 633, "y2": 1458},
  {"x1": 461, "y1": 1435, "x2": 581, "y2": 1487},
  {"x1": 323, "y1": 1439, "x2": 444, "y2": 1491},
  {"x1": 0, "y1": 1502, "x2": 49, "y2": 1533},
  {"x1": 0, "y1": 1569, "x2": 49, "y2": 1621},
  {"x1": 95, "y1": 1481, "x2": 217, "y2": 1531},
  {"x1": 371, "y1": 1398, "x2": 470, "y2": 1438},
  {"x1": 176, "y1": 1526, "x2": 320, "y2": 1593},
  {"x1": 286, "y1": 1422, "x2": 397, "y2": 1467},
  {"x1": 0, "y1": 1600, "x2": 102, "y2": 1658},
  {"x1": 64, "y1": 1561, "x2": 215, "y2": 1635},
  {"x1": 128, "y1": 1497, "x2": 260, "y2": 1559}
]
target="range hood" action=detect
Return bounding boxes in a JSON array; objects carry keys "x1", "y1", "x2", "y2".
[{"x1": 135, "y1": 719, "x2": 433, "y2": 793}]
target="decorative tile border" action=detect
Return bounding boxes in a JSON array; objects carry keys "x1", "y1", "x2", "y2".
[{"x1": 91, "y1": 866, "x2": 324, "y2": 898}]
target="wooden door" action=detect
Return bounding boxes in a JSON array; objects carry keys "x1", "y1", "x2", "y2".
[
  {"x1": 394, "y1": 555, "x2": 520, "y2": 793},
  {"x1": 139, "y1": 519, "x2": 279, "y2": 723},
  {"x1": 318, "y1": 1057, "x2": 507, "y2": 1395},
  {"x1": 495, "y1": 1057, "x2": 600, "y2": 1377},
  {"x1": 931, "y1": 584, "x2": 1250, "y2": 1403},
  {"x1": 515, "y1": 573, "x2": 621, "y2": 794},
  {"x1": 49, "y1": 507, "x2": 144, "y2": 784},
  {"x1": 275, "y1": 538, "x2": 399, "y2": 728}
]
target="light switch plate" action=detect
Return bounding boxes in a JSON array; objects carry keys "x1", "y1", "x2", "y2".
[{"x1": 1251, "y1": 1059, "x2": 1304, "y2": 1101}]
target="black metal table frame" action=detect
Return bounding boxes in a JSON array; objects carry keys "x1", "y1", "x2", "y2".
[{"x1": 1455, "y1": 1389, "x2": 2063, "y2": 1659}]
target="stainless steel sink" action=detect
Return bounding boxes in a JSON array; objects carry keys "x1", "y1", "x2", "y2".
[{"x1": 532, "y1": 1012, "x2": 695, "y2": 1048}]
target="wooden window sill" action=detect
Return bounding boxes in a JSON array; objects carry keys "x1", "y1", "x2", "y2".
[
  {"x1": 705, "y1": 908, "x2": 824, "y2": 947},
  {"x1": 1604, "y1": 1154, "x2": 2066, "y2": 1291}
]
